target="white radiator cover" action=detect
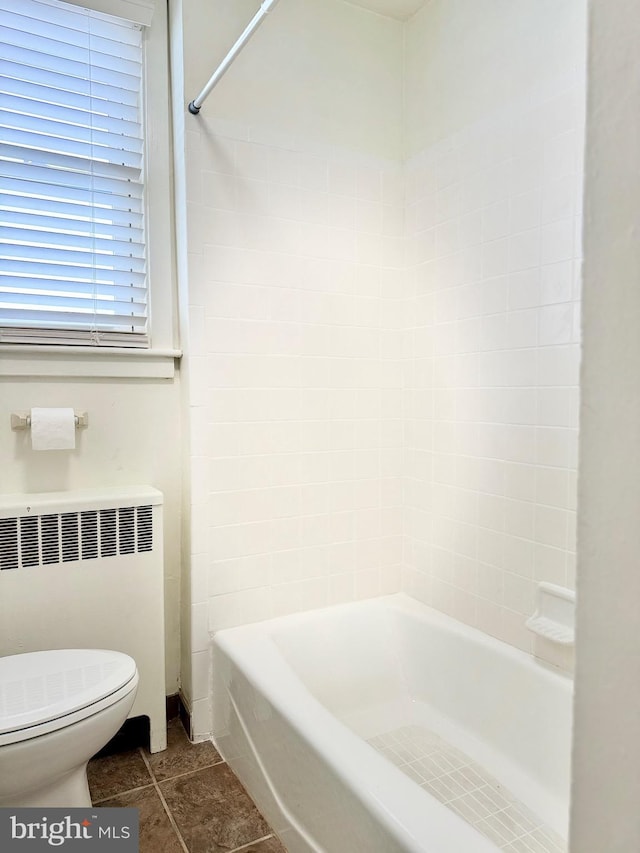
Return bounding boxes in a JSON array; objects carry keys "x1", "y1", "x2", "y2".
[{"x1": 0, "y1": 486, "x2": 167, "y2": 752}]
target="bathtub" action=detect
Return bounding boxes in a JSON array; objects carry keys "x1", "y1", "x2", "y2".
[{"x1": 212, "y1": 594, "x2": 572, "y2": 852}]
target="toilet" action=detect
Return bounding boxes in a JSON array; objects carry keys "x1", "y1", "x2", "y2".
[{"x1": 0, "y1": 649, "x2": 139, "y2": 807}]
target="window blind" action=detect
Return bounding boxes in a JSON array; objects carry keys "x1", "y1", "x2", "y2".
[{"x1": 0, "y1": 0, "x2": 148, "y2": 347}]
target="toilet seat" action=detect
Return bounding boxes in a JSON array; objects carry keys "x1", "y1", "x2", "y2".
[{"x1": 0, "y1": 649, "x2": 138, "y2": 747}]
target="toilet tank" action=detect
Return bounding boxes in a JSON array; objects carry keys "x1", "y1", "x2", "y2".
[{"x1": 0, "y1": 486, "x2": 166, "y2": 752}]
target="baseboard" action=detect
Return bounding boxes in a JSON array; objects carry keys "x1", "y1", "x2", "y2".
[
  {"x1": 166, "y1": 693, "x2": 181, "y2": 721},
  {"x1": 177, "y1": 690, "x2": 192, "y2": 740},
  {"x1": 95, "y1": 693, "x2": 191, "y2": 757}
]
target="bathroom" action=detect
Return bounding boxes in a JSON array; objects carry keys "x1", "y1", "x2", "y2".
[{"x1": 0, "y1": 0, "x2": 637, "y2": 850}]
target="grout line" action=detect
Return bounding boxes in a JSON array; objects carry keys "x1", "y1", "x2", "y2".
[
  {"x1": 152, "y1": 758, "x2": 227, "y2": 786},
  {"x1": 139, "y1": 724, "x2": 225, "y2": 785},
  {"x1": 228, "y1": 834, "x2": 278, "y2": 853},
  {"x1": 139, "y1": 748, "x2": 190, "y2": 853},
  {"x1": 92, "y1": 782, "x2": 155, "y2": 805},
  {"x1": 138, "y1": 746, "x2": 155, "y2": 778}
]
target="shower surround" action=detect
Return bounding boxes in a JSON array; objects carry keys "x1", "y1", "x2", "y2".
[
  {"x1": 402, "y1": 0, "x2": 584, "y2": 664},
  {"x1": 172, "y1": 0, "x2": 586, "y2": 736}
]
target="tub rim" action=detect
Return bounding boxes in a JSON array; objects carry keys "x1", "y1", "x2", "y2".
[{"x1": 212, "y1": 594, "x2": 525, "y2": 853}]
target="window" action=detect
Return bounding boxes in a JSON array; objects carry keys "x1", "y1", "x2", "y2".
[{"x1": 0, "y1": 0, "x2": 163, "y2": 350}]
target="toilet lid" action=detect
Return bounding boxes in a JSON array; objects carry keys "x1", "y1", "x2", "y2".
[{"x1": 0, "y1": 649, "x2": 137, "y2": 736}]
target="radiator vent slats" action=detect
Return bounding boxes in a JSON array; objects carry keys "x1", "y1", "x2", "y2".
[
  {"x1": 119, "y1": 507, "x2": 135, "y2": 555},
  {"x1": 81, "y1": 511, "x2": 98, "y2": 561},
  {"x1": 0, "y1": 506, "x2": 153, "y2": 570},
  {"x1": 0, "y1": 518, "x2": 18, "y2": 571},
  {"x1": 42, "y1": 514, "x2": 60, "y2": 565},
  {"x1": 138, "y1": 505, "x2": 153, "y2": 552},
  {"x1": 20, "y1": 516, "x2": 39, "y2": 567},
  {"x1": 61, "y1": 513, "x2": 79, "y2": 563},
  {"x1": 100, "y1": 509, "x2": 117, "y2": 558}
]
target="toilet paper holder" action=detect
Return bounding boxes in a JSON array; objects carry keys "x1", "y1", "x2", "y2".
[{"x1": 11, "y1": 411, "x2": 89, "y2": 430}]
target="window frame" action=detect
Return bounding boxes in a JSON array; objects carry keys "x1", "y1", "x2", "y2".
[{"x1": 0, "y1": 0, "x2": 180, "y2": 379}]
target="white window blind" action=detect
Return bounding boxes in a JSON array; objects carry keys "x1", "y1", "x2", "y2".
[{"x1": 0, "y1": 0, "x2": 148, "y2": 347}]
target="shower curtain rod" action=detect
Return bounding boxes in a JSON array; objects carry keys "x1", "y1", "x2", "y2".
[{"x1": 188, "y1": 0, "x2": 281, "y2": 115}]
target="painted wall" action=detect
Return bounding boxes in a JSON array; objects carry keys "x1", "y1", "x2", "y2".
[
  {"x1": 402, "y1": 0, "x2": 586, "y2": 665},
  {"x1": 0, "y1": 0, "x2": 182, "y2": 695},
  {"x1": 173, "y1": 0, "x2": 405, "y2": 733},
  {"x1": 0, "y1": 368, "x2": 183, "y2": 693},
  {"x1": 570, "y1": 0, "x2": 640, "y2": 848},
  {"x1": 405, "y1": 0, "x2": 587, "y2": 158},
  {"x1": 0, "y1": 2, "x2": 183, "y2": 694},
  {"x1": 182, "y1": 0, "x2": 402, "y2": 162}
]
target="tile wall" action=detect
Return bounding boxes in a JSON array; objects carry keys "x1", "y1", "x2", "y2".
[
  {"x1": 403, "y1": 71, "x2": 585, "y2": 656},
  {"x1": 185, "y1": 120, "x2": 405, "y2": 730},
  {"x1": 179, "y1": 4, "x2": 587, "y2": 736}
]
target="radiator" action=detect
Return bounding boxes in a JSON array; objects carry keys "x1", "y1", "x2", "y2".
[{"x1": 0, "y1": 486, "x2": 167, "y2": 752}]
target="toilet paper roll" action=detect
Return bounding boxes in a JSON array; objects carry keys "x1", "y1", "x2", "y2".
[{"x1": 30, "y1": 407, "x2": 76, "y2": 451}]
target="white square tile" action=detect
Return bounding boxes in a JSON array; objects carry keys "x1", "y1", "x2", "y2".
[
  {"x1": 482, "y1": 238, "x2": 509, "y2": 278},
  {"x1": 535, "y1": 505, "x2": 569, "y2": 549},
  {"x1": 482, "y1": 199, "x2": 511, "y2": 241},
  {"x1": 509, "y1": 228, "x2": 541, "y2": 272},
  {"x1": 503, "y1": 572, "x2": 534, "y2": 615},
  {"x1": 191, "y1": 651, "x2": 211, "y2": 702},
  {"x1": 235, "y1": 141, "x2": 268, "y2": 181},
  {"x1": 541, "y1": 260, "x2": 574, "y2": 305},
  {"x1": 538, "y1": 345, "x2": 580, "y2": 387},
  {"x1": 539, "y1": 302, "x2": 574, "y2": 347},
  {"x1": 542, "y1": 175, "x2": 576, "y2": 224},
  {"x1": 534, "y1": 543, "x2": 567, "y2": 585},
  {"x1": 510, "y1": 189, "x2": 541, "y2": 233},
  {"x1": 190, "y1": 698, "x2": 212, "y2": 739},
  {"x1": 510, "y1": 149, "x2": 543, "y2": 196},
  {"x1": 544, "y1": 130, "x2": 578, "y2": 182},
  {"x1": 538, "y1": 388, "x2": 577, "y2": 427},
  {"x1": 541, "y1": 219, "x2": 575, "y2": 265},
  {"x1": 191, "y1": 602, "x2": 208, "y2": 653},
  {"x1": 536, "y1": 467, "x2": 569, "y2": 508},
  {"x1": 503, "y1": 535, "x2": 535, "y2": 579},
  {"x1": 184, "y1": 90, "x2": 584, "y2": 682},
  {"x1": 535, "y1": 427, "x2": 572, "y2": 468},
  {"x1": 505, "y1": 499, "x2": 535, "y2": 540},
  {"x1": 508, "y1": 269, "x2": 541, "y2": 311}
]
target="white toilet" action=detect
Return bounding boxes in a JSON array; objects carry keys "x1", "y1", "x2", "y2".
[{"x1": 0, "y1": 649, "x2": 139, "y2": 807}]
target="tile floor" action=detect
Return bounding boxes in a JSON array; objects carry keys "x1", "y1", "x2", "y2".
[
  {"x1": 89, "y1": 717, "x2": 285, "y2": 853},
  {"x1": 367, "y1": 725, "x2": 566, "y2": 852}
]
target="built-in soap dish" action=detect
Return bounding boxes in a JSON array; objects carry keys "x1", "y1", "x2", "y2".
[{"x1": 525, "y1": 582, "x2": 575, "y2": 645}]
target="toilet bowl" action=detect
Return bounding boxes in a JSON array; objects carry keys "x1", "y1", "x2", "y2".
[{"x1": 0, "y1": 649, "x2": 139, "y2": 808}]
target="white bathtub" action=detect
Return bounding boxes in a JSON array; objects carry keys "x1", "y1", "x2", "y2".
[{"x1": 212, "y1": 594, "x2": 572, "y2": 852}]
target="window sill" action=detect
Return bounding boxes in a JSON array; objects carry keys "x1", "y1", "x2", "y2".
[{"x1": 0, "y1": 345, "x2": 182, "y2": 379}]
